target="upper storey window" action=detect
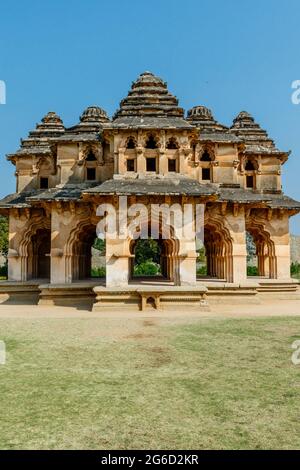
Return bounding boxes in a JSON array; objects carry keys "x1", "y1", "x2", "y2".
[
  {"x1": 245, "y1": 160, "x2": 255, "y2": 171},
  {"x1": 168, "y1": 159, "x2": 177, "y2": 172},
  {"x1": 85, "y1": 151, "x2": 97, "y2": 181},
  {"x1": 86, "y1": 168, "x2": 96, "y2": 181},
  {"x1": 40, "y1": 177, "x2": 49, "y2": 189},
  {"x1": 200, "y1": 150, "x2": 212, "y2": 162},
  {"x1": 145, "y1": 134, "x2": 158, "y2": 149},
  {"x1": 244, "y1": 159, "x2": 257, "y2": 189},
  {"x1": 200, "y1": 149, "x2": 213, "y2": 182},
  {"x1": 126, "y1": 137, "x2": 136, "y2": 149},
  {"x1": 146, "y1": 157, "x2": 157, "y2": 172},
  {"x1": 86, "y1": 151, "x2": 97, "y2": 162},
  {"x1": 166, "y1": 137, "x2": 179, "y2": 150}
]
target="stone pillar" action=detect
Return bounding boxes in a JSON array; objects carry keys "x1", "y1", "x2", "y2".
[
  {"x1": 7, "y1": 210, "x2": 24, "y2": 281},
  {"x1": 105, "y1": 237, "x2": 130, "y2": 287},
  {"x1": 231, "y1": 243, "x2": 247, "y2": 283},
  {"x1": 136, "y1": 147, "x2": 146, "y2": 174},
  {"x1": 274, "y1": 244, "x2": 291, "y2": 279},
  {"x1": 118, "y1": 148, "x2": 126, "y2": 175},
  {"x1": 178, "y1": 237, "x2": 197, "y2": 286},
  {"x1": 226, "y1": 208, "x2": 247, "y2": 284},
  {"x1": 50, "y1": 206, "x2": 70, "y2": 284},
  {"x1": 159, "y1": 151, "x2": 167, "y2": 175}
]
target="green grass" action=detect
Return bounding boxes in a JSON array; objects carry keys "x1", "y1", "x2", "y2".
[{"x1": 1, "y1": 315, "x2": 300, "y2": 449}]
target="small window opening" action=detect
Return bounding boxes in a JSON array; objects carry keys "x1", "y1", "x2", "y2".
[
  {"x1": 146, "y1": 157, "x2": 157, "y2": 172},
  {"x1": 40, "y1": 177, "x2": 49, "y2": 189},
  {"x1": 246, "y1": 175, "x2": 254, "y2": 188},
  {"x1": 202, "y1": 168, "x2": 211, "y2": 181},
  {"x1": 245, "y1": 160, "x2": 255, "y2": 171},
  {"x1": 200, "y1": 150, "x2": 212, "y2": 162},
  {"x1": 166, "y1": 137, "x2": 179, "y2": 150},
  {"x1": 168, "y1": 159, "x2": 177, "y2": 172},
  {"x1": 86, "y1": 168, "x2": 96, "y2": 181},
  {"x1": 126, "y1": 137, "x2": 136, "y2": 149},
  {"x1": 145, "y1": 135, "x2": 158, "y2": 149},
  {"x1": 86, "y1": 151, "x2": 97, "y2": 161},
  {"x1": 127, "y1": 159, "x2": 135, "y2": 172}
]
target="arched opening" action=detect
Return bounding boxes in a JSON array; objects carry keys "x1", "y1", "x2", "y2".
[
  {"x1": 246, "y1": 224, "x2": 276, "y2": 278},
  {"x1": 245, "y1": 159, "x2": 257, "y2": 189},
  {"x1": 245, "y1": 160, "x2": 255, "y2": 171},
  {"x1": 28, "y1": 228, "x2": 51, "y2": 279},
  {"x1": 126, "y1": 137, "x2": 136, "y2": 149},
  {"x1": 166, "y1": 137, "x2": 179, "y2": 149},
  {"x1": 145, "y1": 134, "x2": 158, "y2": 149},
  {"x1": 246, "y1": 231, "x2": 258, "y2": 276},
  {"x1": 197, "y1": 220, "x2": 233, "y2": 282},
  {"x1": 68, "y1": 224, "x2": 106, "y2": 281},
  {"x1": 200, "y1": 150, "x2": 212, "y2": 182},
  {"x1": 131, "y1": 239, "x2": 162, "y2": 279},
  {"x1": 129, "y1": 236, "x2": 179, "y2": 284},
  {"x1": 200, "y1": 150, "x2": 212, "y2": 162},
  {"x1": 85, "y1": 151, "x2": 97, "y2": 182}
]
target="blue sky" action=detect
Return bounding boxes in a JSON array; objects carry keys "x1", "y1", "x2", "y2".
[{"x1": 0, "y1": 0, "x2": 299, "y2": 233}]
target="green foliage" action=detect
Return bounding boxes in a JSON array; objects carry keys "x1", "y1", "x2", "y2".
[
  {"x1": 0, "y1": 216, "x2": 8, "y2": 256},
  {"x1": 134, "y1": 261, "x2": 161, "y2": 276},
  {"x1": 196, "y1": 247, "x2": 206, "y2": 263},
  {"x1": 247, "y1": 265, "x2": 258, "y2": 276},
  {"x1": 291, "y1": 262, "x2": 300, "y2": 278},
  {"x1": 0, "y1": 264, "x2": 7, "y2": 278},
  {"x1": 91, "y1": 267, "x2": 106, "y2": 278},
  {"x1": 196, "y1": 265, "x2": 207, "y2": 276},
  {"x1": 93, "y1": 238, "x2": 105, "y2": 254},
  {"x1": 134, "y1": 239, "x2": 160, "y2": 265}
]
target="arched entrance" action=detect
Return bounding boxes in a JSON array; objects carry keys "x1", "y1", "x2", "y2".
[
  {"x1": 129, "y1": 237, "x2": 179, "y2": 284},
  {"x1": 246, "y1": 223, "x2": 276, "y2": 278},
  {"x1": 66, "y1": 222, "x2": 106, "y2": 281},
  {"x1": 28, "y1": 228, "x2": 51, "y2": 279},
  {"x1": 198, "y1": 218, "x2": 233, "y2": 282}
]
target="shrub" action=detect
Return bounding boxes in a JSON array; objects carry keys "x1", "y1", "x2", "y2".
[
  {"x1": 196, "y1": 265, "x2": 207, "y2": 276},
  {"x1": 134, "y1": 261, "x2": 160, "y2": 276},
  {"x1": 91, "y1": 267, "x2": 106, "y2": 278},
  {"x1": 247, "y1": 265, "x2": 258, "y2": 276},
  {"x1": 291, "y1": 262, "x2": 300, "y2": 278},
  {"x1": 0, "y1": 264, "x2": 7, "y2": 279}
]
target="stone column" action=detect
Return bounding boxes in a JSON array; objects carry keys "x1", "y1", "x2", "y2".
[
  {"x1": 136, "y1": 147, "x2": 146, "y2": 174},
  {"x1": 178, "y1": 237, "x2": 197, "y2": 286},
  {"x1": 226, "y1": 207, "x2": 247, "y2": 284},
  {"x1": 7, "y1": 209, "x2": 24, "y2": 281},
  {"x1": 105, "y1": 237, "x2": 130, "y2": 287}
]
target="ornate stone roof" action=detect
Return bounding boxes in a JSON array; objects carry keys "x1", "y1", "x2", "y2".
[
  {"x1": 229, "y1": 111, "x2": 290, "y2": 159},
  {"x1": 28, "y1": 111, "x2": 65, "y2": 138},
  {"x1": 7, "y1": 112, "x2": 65, "y2": 158},
  {"x1": 59, "y1": 106, "x2": 110, "y2": 140},
  {"x1": 83, "y1": 178, "x2": 218, "y2": 197},
  {"x1": 186, "y1": 105, "x2": 228, "y2": 133},
  {"x1": 114, "y1": 72, "x2": 184, "y2": 118},
  {"x1": 230, "y1": 111, "x2": 274, "y2": 146},
  {"x1": 110, "y1": 72, "x2": 193, "y2": 129}
]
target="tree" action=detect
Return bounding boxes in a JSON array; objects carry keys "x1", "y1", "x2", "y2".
[
  {"x1": 0, "y1": 216, "x2": 8, "y2": 256},
  {"x1": 134, "y1": 239, "x2": 161, "y2": 265}
]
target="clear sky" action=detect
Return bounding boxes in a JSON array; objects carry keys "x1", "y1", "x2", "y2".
[{"x1": 0, "y1": 0, "x2": 299, "y2": 233}]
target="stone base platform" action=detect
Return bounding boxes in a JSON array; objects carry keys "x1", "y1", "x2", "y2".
[
  {"x1": 93, "y1": 285, "x2": 210, "y2": 311},
  {"x1": 257, "y1": 278, "x2": 300, "y2": 299},
  {"x1": 0, "y1": 280, "x2": 41, "y2": 304},
  {"x1": 0, "y1": 278, "x2": 299, "y2": 310},
  {"x1": 38, "y1": 281, "x2": 100, "y2": 307},
  {"x1": 201, "y1": 280, "x2": 260, "y2": 304}
]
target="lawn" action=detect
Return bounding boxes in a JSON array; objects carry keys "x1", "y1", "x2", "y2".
[{"x1": 0, "y1": 314, "x2": 300, "y2": 449}]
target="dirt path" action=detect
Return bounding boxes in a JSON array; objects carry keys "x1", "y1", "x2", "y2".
[{"x1": 0, "y1": 298, "x2": 299, "y2": 318}]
